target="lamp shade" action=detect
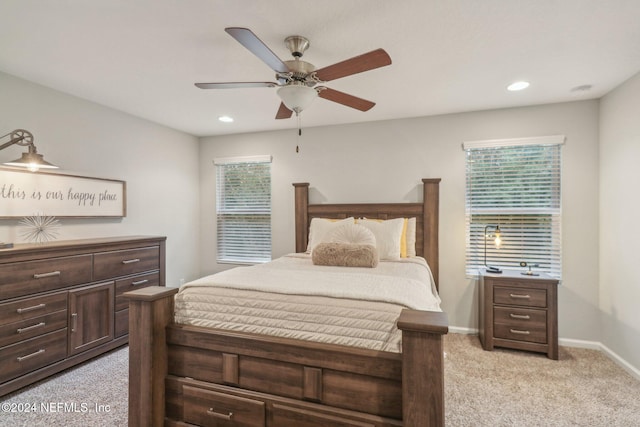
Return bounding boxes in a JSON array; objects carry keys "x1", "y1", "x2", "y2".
[
  {"x1": 277, "y1": 84, "x2": 317, "y2": 114},
  {"x1": 4, "y1": 151, "x2": 58, "y2": 172}
]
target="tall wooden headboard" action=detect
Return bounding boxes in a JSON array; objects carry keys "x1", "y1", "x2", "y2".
[{"x1": 293, "y1": 178, "x2": 441, "y2": 289}]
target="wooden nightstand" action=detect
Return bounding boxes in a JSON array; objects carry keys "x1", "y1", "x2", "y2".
[{"x1": 478, "y1": 269, "x2": 559, "y2": 360}]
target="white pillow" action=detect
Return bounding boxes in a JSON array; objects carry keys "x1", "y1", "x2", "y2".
[
  {"x1": 306, "y1": 217, "x2": 354, "y2": 253},
  {"x1": 326, "y1": 223, "x2": 376, "y2": 246},
  {"x1": 358, "y1": 218, "x2": 405, "y2": 260}
]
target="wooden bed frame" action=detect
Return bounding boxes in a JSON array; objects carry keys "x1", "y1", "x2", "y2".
[{"x1": 126, "y1": 178, "x2": 448, "y2": 427}]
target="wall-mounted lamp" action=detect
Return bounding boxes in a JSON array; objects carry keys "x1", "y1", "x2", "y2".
[
  {"x1": 484, "y1": 225, "x2": 502, "y2": 274},
  {"x1": 0, "y1": 129, "x2": 59, "y2": 172}
]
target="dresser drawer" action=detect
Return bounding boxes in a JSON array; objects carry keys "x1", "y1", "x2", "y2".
[
  {"x1": 114, "y1": 272, "x2": 160, "y2": 311},
  {"x1": 93, "y1": 246, "x2": 160, "y2": 280},
  {"x1": 114, "y1": 308, "x2": 129, "y2": 338},
  {"x1": 0, "y1": 291, "x2": 68, "y2": 327},
  {"x1": 0, "y1": 255, "x2": 93, "y2": 300},
  {"x1": 183, "y1": 385, "x2": 265, "y2": 427},
  {"x1": 0, "y1": 329, "x2": 68, "y2": 384},
  {"x1": 494, "y1": 286, "x2": 547, "y2": 308},
  {"x1": 494, "y1": 321, "x2": 547, "y2": 344},
  {"x1": 0, "y1": 310, "x2": 67, "y2": 348}
]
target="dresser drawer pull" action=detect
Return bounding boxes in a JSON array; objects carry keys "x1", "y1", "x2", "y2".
[
  {"x1": 509, "y1": 293, "x2": 531, "y2": 299},
  {"x1": 17, "y1": 322, "x2": 46, "y2": 334},
  {"x1": 122, "y1": 258, "x2": 140, "y2": 265},
  {"x1": 71, "y1": 313, "x2": 78, "y2": 332},
  {"x1": 207, "y1": 408, "x2": 233, "y2": 421},
  {"x1": 16, "y1": 303, "x2": 46, "y2": 314},
  {"x1": 131, "y1": 279, "x2": 149, "y2": 286},
  {"x1": 509, "y1": 313, "x2": 531, "y2": 320},
  {"x1": 17, "y1": 349, "x2": 46, "y2": 362},
  {"x1": 510, "y1": 329, "x2": 531, "y2": 335},
  {"x1": 33, "y1": 270, "x2": 61, "y2": 279}
]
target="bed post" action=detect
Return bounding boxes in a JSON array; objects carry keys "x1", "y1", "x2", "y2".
[
  {"x1": 398, "y1": 309, "x2": 448, "y2": 426},
  {"x1": 293, "y1": 182, "x2": 310, "y2": 253},
  {"x1": 125, "y1": 286, "x2": 178, "y2": 427},
  {"x1": 422, "y1": 178, "x2": 441, "y2": 289}
]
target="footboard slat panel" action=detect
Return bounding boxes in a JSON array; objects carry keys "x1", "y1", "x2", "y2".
[{"x1": 167, "y1": 325, "x2": 403, "y2": 418}]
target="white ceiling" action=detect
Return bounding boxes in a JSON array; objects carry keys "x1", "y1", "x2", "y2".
[{"x1": 1, "y1": 1, "x2": 640, "y2": 137}]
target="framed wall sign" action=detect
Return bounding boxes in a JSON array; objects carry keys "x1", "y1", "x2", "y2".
[{"x1": 0, "y1": 167, "x2": 126, "y2": 218}]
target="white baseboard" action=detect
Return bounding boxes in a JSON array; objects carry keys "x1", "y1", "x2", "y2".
[
  {"x1": 560, "y1": 338, "x2": 640, "y2": 381},
  {"x1": 447, "y1": 327, "x2": 640, "y2": 381}
]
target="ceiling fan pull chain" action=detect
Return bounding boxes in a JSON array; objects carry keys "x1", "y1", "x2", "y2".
[{"x1": 296, "y1": 113, "x2": 302, "y2": 153}]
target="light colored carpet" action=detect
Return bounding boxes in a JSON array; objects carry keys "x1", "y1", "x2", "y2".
[
  {"x1": 1, "y1": 334, "x2": 639, "y2": 426},
  {"x1": 444, "y1": 334, "x2": 640, "y2": 426}
]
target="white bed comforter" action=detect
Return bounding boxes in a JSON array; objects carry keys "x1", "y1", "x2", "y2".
[{"x1": 174, "y1": 254, "x2": 441, "y2": 352}]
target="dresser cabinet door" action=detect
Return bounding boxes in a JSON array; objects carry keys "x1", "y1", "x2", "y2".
[{"x1": 68, "y1": 282, "x2": 114, "y2": 356}]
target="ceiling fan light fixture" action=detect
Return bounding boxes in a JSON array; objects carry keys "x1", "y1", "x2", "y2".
[{"x1": 277, "y1": 84, "x2": 317, "y2": 114}]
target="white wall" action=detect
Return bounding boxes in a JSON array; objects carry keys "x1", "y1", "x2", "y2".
[
  {"x1": 0, "y1": 72, "x2": 201, "y2": 287},
  {"x1": 200, "y1": 100, "x2": 601, "y2": 340},
  {"x1": 599, "y1": 71, "x2": 640, "y2": 369}
]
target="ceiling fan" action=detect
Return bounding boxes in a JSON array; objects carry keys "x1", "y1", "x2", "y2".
[{"x1": 195, "y1": 27, "x2": 392, "y2": 119}]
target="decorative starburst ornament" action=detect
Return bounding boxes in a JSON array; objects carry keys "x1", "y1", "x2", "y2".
[{"x1": 19, "y1": 213, "x2": 61, "y2": 243}]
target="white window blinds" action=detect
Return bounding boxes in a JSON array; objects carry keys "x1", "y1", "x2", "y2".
[
  {"x1": 215, "y1": 155, "x2": 272, "y2": 264},
  {"x1": 463, "y1": 136, "x2": 564, "y2": 278}
]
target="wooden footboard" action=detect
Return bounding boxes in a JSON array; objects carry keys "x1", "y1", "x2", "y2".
[{"x1": 126, "y1": 287, "x2": 448, "y2": 427}]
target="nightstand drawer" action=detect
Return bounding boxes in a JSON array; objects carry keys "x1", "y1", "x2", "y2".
[
  {"x1": 494, "y1": 286, "x2": 546, "y2": 308},
  {"x1": 494, "y1": 306, "x2": 546, "y2": 329},
  {"x1": 183, "y1": 384, "x2": 265, "y2": 427},
  {"x1": 494, "y1": 323, "x2": 547, "y2": 344}
]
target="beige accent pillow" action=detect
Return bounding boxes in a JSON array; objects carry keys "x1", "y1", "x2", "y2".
[{"x1": 312, "y1": 243, "x2": 378, "y2": 268}]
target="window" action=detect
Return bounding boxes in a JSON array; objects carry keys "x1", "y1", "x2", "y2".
[
  {"x1": 464, "y1": 136, "x2": 564, "y2": 278},
  {"x1": 214, "y1": 155, "x2": 272, "y2": 264}
]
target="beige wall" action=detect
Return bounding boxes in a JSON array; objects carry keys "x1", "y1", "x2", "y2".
[
  {"x1": 200, "y1": 100, "x2": 602, "y2": 342},
  {"x1": 0, "y1": 72, "x2": 201, "y2": 287},
  {"x1": 599, "y1": 70, "x2": 640, "y2": 370}
]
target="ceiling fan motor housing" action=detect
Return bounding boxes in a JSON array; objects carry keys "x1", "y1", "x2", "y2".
[{"x1": 285, "y1": 35, "x2": 310, "y2": 58}]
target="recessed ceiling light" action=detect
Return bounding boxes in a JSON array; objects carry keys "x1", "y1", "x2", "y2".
[
  {"x1": 218, "y1": 115, "x2": 234, "y2": 123},
  {"x1": 507, "y1": 81, "x2": 530, "y2": 91}
]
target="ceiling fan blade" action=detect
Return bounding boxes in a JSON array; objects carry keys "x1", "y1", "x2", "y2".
[
  {"x1": 275, "y1": 102, "x2": 293, "y2": 119},
  {"x1": 225, "y1": 27, "x2": 289, "y2": 74},
  {"x1": 314, "y1": 48, "x2": 391, "y2": 82},
  {"x1": 195, "y1": 82, "x2": 277, "y2": 89},
  {"x1": 317, "y1": 87, "x2": 375, "y2": 111}
]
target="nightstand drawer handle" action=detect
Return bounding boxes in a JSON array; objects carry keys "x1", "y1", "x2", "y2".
[
  {"x1": 17, "y1": 322, "x2": 46, "y2": 333},
  {"x1": 207, "y1": 408, "x2": 233, "y2": 421},
  {"x1": 509, "y1": 313, "x2": 531, "y2": 320},
  {"x1": 33, "y1": 270, "x2": 61, "y2": 279},
  {"x1": 16, "y1": 303, "x2": 46, "y2": 314},
  {"x1": 510, "y1": 329, "x2": 530, "y2": 335},
  {"x1": 122, "y1": 258, "x2": 140, "y2": 264},
  {"x1": 509, "y1": 293, "x2": 531, "y2": 299},
  {"x1": 131, "y1": 279, "x2": 149, "y2": 286}
]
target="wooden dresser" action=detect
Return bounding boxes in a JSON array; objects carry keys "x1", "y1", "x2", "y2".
[
  {"x1": 478, "y1": 269, "x2": 559, "y2": 359},
  {"x1": 0, "y1": 235, "x2": 165, "y2": 397}
]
